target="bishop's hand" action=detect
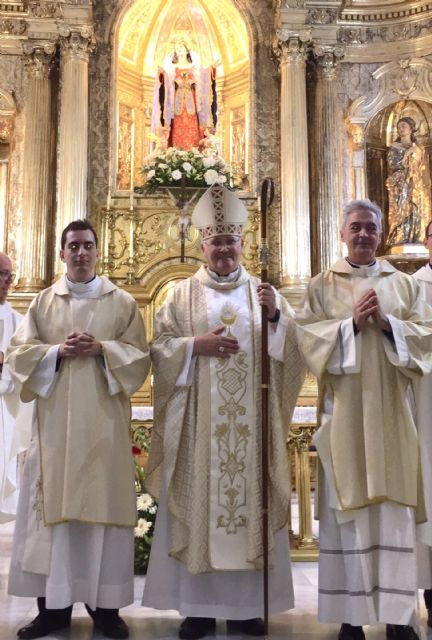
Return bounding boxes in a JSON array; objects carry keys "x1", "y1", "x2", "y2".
[{"x1": 192, "y1": 325, "x2": 239, "y2": 359}]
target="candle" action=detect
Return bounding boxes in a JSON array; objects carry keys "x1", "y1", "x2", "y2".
[
  {"x1": 103, "y1": 214, "x2": 109, "y2": 259},
  {"x1": 106, "y1": 189, "x2": 111, "y2": 210},
  {"x1": 129, "y1": 191, "x2": 134, "y2": 210},
  {"x1": 129, "y1": 217, "x2": 134, "y2": 259}
]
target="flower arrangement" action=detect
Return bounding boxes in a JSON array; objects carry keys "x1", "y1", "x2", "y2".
[
  {"x1": 135, "y1": 146, "x2": 234, "y2": 195},
  {"x1": 134, "y1": 491, "x2": 158, "y2": 574}
]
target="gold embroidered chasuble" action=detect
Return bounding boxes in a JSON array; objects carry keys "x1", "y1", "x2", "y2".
[
  {"x1": 6, "y1": 276, "x2": 150, "y2": 527},
  {"x1": 146, "y1": 265, "x2": 305, "y2": 575},
  {"x1": 296, "y1": 258, "x2": 432, "y2": 516}
]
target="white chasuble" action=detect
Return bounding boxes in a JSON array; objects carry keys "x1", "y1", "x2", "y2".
[
  {"x1": 296, "y1": 258, "x2": 432, "y2": 628},
  {"x1": 7, "y1": 275, "x2": 150, "y2": 528},
  {"x1": 205, "y1": 284, "x2": 254, "y2": 569},
  {"x1": 296, "y1": 258, "x2": 432, "y2": 515},
  {"x1": 146, "y1": 264, "x2": 305, "y2": 576},
  {"x1": 6, "y1": 276, "x2": 150, "y2": 609}
]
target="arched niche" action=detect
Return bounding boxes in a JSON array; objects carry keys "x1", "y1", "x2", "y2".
[
  {"x1": 0, "y1": 88, "x2": 16, "y2": 253},
  {"x1": 365, "y1": 99, "x2": 432, "y2": 249},
  {"x1": 346, "y1": 58, "x2": 432, "y2": 254},
  {"x1": 112, "y1": 0, "x2": 251, "y2": 193}
]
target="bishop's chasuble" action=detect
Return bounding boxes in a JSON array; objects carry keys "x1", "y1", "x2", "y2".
[
  {"x1": 6, "y1": 276, "x2": 150, "y2": 609},
  {"x1": 296, "y1": 258, "x2": 432, "y2": 628},
  {"x1": 143, "y1": 265, "x2": 305, "y2": 618}
]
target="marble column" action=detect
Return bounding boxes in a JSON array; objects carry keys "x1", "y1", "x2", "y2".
[
  {"x1": 16, "y1": 43, "x2": 55, "y2": 291},
  {"x1": 313, "y1": 45, "x2": 345, "y2": 271},
  {"x1": 55, "y1": 26, "x2": 95, "y2": 277},
  {"x1": 277, "y1": 34, "x2": 311, "y2": 306}
]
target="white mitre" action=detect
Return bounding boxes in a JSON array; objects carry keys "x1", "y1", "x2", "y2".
[{"x1": 192, "y1": 184, "x2": 248, "y2": 239}]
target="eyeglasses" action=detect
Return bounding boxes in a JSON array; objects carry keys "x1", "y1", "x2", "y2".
[{"x1": 0, "y1": 270, "x2": 15, "y2": 282}]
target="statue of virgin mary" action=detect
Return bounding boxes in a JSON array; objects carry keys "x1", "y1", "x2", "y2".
[{"x1": 151, "y1": 41, "x2": 217, "y2": 150}]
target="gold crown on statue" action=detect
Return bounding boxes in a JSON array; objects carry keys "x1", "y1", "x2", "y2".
[{"x1": 192, "y1": 184, "x2": 248, "y2": 240}]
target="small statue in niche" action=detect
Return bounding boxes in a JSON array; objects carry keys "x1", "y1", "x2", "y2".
[
  {"x1": 151, "y1": 41, "x2": 218, "y2": 151},
  {"x1": 386, "y1": 116, "x2": 431, "y2": 247}
]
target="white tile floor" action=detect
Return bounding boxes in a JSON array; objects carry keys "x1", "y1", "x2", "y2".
[{"x1": 0, "y1": 521, "x2": 431, "y2": 640}]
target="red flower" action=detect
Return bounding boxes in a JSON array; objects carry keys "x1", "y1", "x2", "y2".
[{"x1": 132, "y1": 445, "x2": 142, "y2": 456}]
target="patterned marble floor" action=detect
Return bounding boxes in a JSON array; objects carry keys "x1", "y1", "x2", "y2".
[{"x1": 0, "y1": 521, "x2": 431, "y2": 640}]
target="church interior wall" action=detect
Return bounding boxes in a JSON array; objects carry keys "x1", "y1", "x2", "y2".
[
  {"x1": 1, "y1": 0, "x2": 432, "y2": 560},
  {"x1": 0, "y1": 0, "x2": 432, "y2": 326}
]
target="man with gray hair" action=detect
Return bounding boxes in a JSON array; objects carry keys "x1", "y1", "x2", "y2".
[{"x1": 296, "y1": 199, "x2": 432, "y2": 640}]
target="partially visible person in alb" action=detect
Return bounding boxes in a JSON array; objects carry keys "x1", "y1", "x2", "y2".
[
  {"x1": 412, "y1": 219, "x2": 432, "y2": 632},
  {"x1": 143, "y1": 183, "x2": 305, "y2": 640},
  {"x1": 7, "y1": 219, "x2": 150, "y2": 640},
  {"x1": 296, "y1": 199, "x2": 432, "y2": 640},
  {"x1": 0, "y1": 252, "x2": 31, "y2": 525}
]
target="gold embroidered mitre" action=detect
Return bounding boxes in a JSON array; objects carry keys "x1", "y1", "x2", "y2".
[{"x1": 192, "y1": 184, "x2": 248, "y2": 239}]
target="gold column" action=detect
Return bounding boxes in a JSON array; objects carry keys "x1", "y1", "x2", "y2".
[
  {"x1": 277, "y1": 34, "x2": 311, "y2": 304},
  {"x1": 288, "y1": 425, "x2": 318, "y2": 560},
  {"x1": 16, "y1": 42, "x2": 55, "y2": 292},
  {"x1": 56, "y1": 26, "x2": 95, "y2": 277},
  {"x1": 314, "y1": 45, "x2": 345, "y2": 271}
]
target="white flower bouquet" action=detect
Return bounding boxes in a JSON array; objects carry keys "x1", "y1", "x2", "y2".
[
  {"x1": 134, "y1": 492, "x2": 158, "y2": 574},
  {"x1": 136, "y1": 147, "x2": 234, "y2": 195}
]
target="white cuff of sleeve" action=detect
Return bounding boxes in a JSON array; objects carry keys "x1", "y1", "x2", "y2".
[
  {"x1": 385, "y1": 314, "x2": 410, "y2": 367},
  {"x1": 26, "y1": 345, "x2": 60, "y2": 399},
  {"x1": 268, "y1": 317, "x2": 287, "y2": 362},
  {"x1": 0, "y1": 363, "x2": 14, "y2": 395},
  {"x1": 327, "y1": 317, "x2": 361, "y2": 375},
  {"x1": 176, "y1": 339, "x2": 196, "y2": 387},
  {"x1": 100, "y1": 354, "x2": 122, "y2": 396}
]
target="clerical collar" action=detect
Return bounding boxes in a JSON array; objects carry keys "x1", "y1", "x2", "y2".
[
  {"x1": 207, "y1": 267, "x2": 240, "y2": 283},
  {"x1": 345, "y1": 257, "x2": 376, "y2": 269},
  {"x1": 66, "y1": 274, "x2": 100, "y2": 297}
]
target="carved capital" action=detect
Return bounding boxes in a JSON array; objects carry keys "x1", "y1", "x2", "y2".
[
  {"x1": 59, "y1": 25, "x2": 96, "y2": 61},
  {"x1": 314, "y1": 44, "x2": 345, "y2": 79},
  {"x1": 23, "y1": 41, "x2": 56, "y2": 79},
  {"x1": 287, "y1": 426, "x2": 314, "y2": 453},
  {"x1": 273, "y1": 29, "x2": 311, "y2": 67}
]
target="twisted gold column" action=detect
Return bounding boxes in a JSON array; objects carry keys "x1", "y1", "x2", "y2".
[
  {"x1": 16, "y1": 43, "x2": 55, "y2": 292},
  {"x1": 55, "y1": 27, "x2": 95, "y2": 277},
  {"x1": 277, "y1": 35, "x2": 311, "y2": 301},
  {"x1": 314, "y1": 45, "x2": 345, "y2": 271}
]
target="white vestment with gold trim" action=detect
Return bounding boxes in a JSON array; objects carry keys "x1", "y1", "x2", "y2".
[
  {"x1": 7, "y1": 276, "x2": 150, "y2": 609},
  {"x1": 143, "y1": 265, "x2": 305, "y2": 617},
  {"x1": 296, "y1": 259, "x2": 432, "y2": 630}
]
